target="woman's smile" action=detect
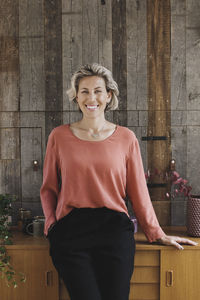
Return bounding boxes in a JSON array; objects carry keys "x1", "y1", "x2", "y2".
[{"x1": 85, "y1": 104, "x2": 99, "y2": 111}]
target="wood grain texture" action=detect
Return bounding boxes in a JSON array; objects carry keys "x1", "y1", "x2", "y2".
[
  {"x1": 98, "y1": 0, "x2": 112, "y2": 71},
  {"x1": 19, "y1": 37, "x2": 45, "y2": 111},
  {"x1": 112, "y1": 0, "x2": 127, "y2": 113},
  {"x1": 19, "y1": 0, "x2": 44, "y2": 37},
  {"x1": 0, "y1": 128, "x2": 20, "y2": 159},
  {"x1": 0, "y1": 0, "x2": 19, "y2": 111},
  {"x1": 0, "y1": 112, "x2": 19, "y2": 127},
  {"x1": 171, "y1": 7, "x2": 186, "y2": 110},
  {"x1": 20, "y1": 127, "x2": 42, "y2": 202},
  {"x1": 127, "y1": 0, "x2": 147, "y2": 111},
  {"x1": 187, "y1": 126, "x2": 200, "y2": 195},
  {"x1": 82, "y1": 0, "x2": 98, "y2": 64},
  {"x1": 62, "y1": 0, "x2": 82, "y2": 111},
  {"x1": 0, "y1": 0, "x2": 18, "y2": 36},
  {"x1": 0, "y1": 159, "x2": 20, "y2": 196},
  {"x1": 147, "y1": 0, "x2": 171, "y2": 215},
  {"x1": 186, "y1": 0, "x2": 200, "y2": 110},
  {"x1": 44, "y1": 0, "x2": 63, "y2": 137}
]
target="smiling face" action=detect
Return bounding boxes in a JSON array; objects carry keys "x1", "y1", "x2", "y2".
[{"x1": 76, "y1": 76, "x2": 112, "y2": 118}]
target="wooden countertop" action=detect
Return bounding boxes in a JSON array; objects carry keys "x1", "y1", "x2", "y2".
[{"x1": 3, "y1": 226, "x2": 200, "y2": 250}]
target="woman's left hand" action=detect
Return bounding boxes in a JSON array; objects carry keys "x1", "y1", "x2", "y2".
[{"x1": 156, "y1": 235, "x2": 198, "y2": 250}]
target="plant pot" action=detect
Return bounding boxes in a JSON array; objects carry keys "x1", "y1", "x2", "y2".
[{"x1": 187, "y1": 195, "x2": 200, "y2": 237}]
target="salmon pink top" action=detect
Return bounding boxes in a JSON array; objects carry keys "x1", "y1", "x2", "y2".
[{"x1": 40, "y1": 124, "x2": 165, "y2": 242}]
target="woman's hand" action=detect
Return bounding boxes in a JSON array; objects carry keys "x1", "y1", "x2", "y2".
[{"x1": 156, "y1": 235, "x2": 198, "y2": 250}]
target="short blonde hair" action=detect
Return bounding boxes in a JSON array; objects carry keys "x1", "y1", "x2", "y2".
[{"x1": 67, "y1": 63, "x2": 119, "y2": 111}]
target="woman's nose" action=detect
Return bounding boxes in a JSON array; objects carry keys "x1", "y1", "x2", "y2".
[{"x1": 88, "y1": 92, "x2": 96, "y2": 101}]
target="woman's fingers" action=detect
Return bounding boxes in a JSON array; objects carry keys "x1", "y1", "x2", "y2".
[{"x1": 157, "y1": 235, "x2": 198, "y2": 250}]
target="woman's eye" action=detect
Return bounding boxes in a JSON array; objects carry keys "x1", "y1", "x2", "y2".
[{"x1": 95, "y1": 90, "x2": 102, "y2": 93}]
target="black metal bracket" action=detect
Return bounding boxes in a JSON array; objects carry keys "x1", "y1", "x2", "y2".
[
  {"x1": 101, "y1": 0, "x2": 105, "y2": 4},
  {"x1": 147, "y1": 183, "x2": 167, "y2": 188},
  {"x1": 142, "y1": 136, "x2": 167, "y2": 141}
]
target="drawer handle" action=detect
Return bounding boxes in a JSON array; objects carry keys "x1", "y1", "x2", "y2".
[
  {"x1": 45, "y1": 270, "x2": 53, "y2": 286},
  {"x1": 166, "y1": 270, "x2": 173, "y2": 287}
]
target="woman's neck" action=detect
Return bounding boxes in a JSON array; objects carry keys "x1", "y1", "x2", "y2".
[{"x1": 78, "y1": 116, "x2": 108, "y2": 131}]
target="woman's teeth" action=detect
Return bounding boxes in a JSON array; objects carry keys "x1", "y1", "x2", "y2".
[{"x1": 86, "y1": 105, "x2": 99, "y2": 110}]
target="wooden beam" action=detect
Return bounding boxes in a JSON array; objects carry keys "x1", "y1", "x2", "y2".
[{"x1": 147, "y1": 0, "x2": 171, "y2": 224}]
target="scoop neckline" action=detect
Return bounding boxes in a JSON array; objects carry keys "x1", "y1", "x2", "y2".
[{"x1": 66, "y1": 123, "x2": 119, "y2": 143}]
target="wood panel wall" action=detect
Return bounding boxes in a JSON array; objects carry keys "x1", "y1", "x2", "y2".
[{"x1": 0, "y1": 0, "x2": 200, "y2": 227}]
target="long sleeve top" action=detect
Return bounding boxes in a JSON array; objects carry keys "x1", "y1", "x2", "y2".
[{"x1": 40, "y1": 124, "x2": 165, "y2": 242}]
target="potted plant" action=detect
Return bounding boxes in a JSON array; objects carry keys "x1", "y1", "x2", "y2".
[
  {"x1": 0, "y1": 194, "x2": 26, "y2": 287},
  {"x1": 145, "y1": 166, "x2": 200, "y2": 237}
]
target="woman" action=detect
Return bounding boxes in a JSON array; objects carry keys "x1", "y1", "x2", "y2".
[{"x1": 40, "y1": 63, "x2": 197, "y2": 300}]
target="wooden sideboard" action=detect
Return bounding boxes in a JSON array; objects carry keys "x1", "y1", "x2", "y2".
[{"x1": 1, "y1": 227, "x2": 199, "y2": 300}]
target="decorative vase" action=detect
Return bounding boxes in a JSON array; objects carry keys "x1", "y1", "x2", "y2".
[{"x1": 187, "y1": 195, "x2": 200, "y2": 237}]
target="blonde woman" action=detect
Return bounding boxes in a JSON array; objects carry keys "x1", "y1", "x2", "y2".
[{"x1": 40, "y1": 63, "x2": 197, "y2": 300}]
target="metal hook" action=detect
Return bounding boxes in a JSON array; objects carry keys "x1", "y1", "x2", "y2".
[{"x1": 33, "y1": 160, "x2": 39, "y2": 171}]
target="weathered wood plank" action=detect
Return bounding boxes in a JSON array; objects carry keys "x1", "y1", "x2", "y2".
[
  {"x1": 127, "y1": 0, "x2": 147, "y2": 110},
  {"x1": 44, "y1": 0, "x2": 63, "y2": 136},
  {"x1": 0, "y1": 128, "x2": 20, "y2": 159},
  {"x1": 186, "y1": 0, "x2": 200, "y2": 110},
  {"x1": 171, "y1": 126, "x2": 187, "y2": 178},
  {"x1": 19, "y1": 37, "x2": 45, "y2": 111},
  {"x1": 152, "y1": 201, "x2": 171, "y2": 226},
  {"x1": 62, "y1": 0, "x2": 82, "y2": 111},
  {"x1": 171, "y1": 13, "x2": 186, "y2": 110},
  {"x1": 187, "y1": 126, "x2": 200, "y2": 195},
  {"x1": 0, "y1": 112, "x2": 19, "y2": 127},
  {"x1": 45, "y1": 112, "x2": 63, "y2": 145},
  {"x1": 112, "y1": 0, "x2": 127, "y2": 113},
  {"x1": 127, "y1": 111, "x2": 139, "y2": 127},
  {"x1": 20, "y1": 128, "x2": 42, "y2": 202},
  {"x1": 19, "y1": 0, "x2": 44, "y2": 37},
  {"x1": 20, "y1": 111, "x2": 46, "y2": 161},
  {"x1": 69, "y1": 111, "x2": 82, "y2": 124},
  {"x1": 0, "y1": 0, "x2": 19, "y2": 112},
  {"x1": 98, "y1": 0, "x2": 112, "y2": 71},
  {"x1": 0, "y1": 0, "x2": 18, "y2": 36},
  {"x1": 82, "y1": 0, "x2": 98, "y2": 64},
  {"x1": 147, "y1": 0, "x2": 171, "y2": 211},
  {"x1": 0, "y1": 159, "x2": 20, "y2": 196}
]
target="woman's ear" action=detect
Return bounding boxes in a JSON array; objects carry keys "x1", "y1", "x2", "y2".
[{"x1": 107, "y1": 91, "x2": 112, "y2": 103}]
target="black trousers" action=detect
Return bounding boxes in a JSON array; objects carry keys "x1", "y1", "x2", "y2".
[{"x1": 47, "y1": 207, "x2": 135, "y2": 300}]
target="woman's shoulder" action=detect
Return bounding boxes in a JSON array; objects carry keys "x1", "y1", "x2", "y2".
[
  {"x1": 48, "y1": 124, "x2": 69, "y2": 139},
  {"x1": 117, "y1": 125, "x2": 136, "y2": 140}
]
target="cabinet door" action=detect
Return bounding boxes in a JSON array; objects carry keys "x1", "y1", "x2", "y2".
[
  {"x1": 0, "y1": 248, "x2": 59, "y2": 300},
  {"x1": 161, "y1": 250, "x2": 200, "y2": 300},
  {"x1": 130, "y1": 250, "x2": 160, "y2": 300}
]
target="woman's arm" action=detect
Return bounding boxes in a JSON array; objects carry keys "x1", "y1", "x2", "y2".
[
  {"x1": 40, "y1": 130, "x2": 60, "y2": 236},
  {"x1": 126, "y1": 133, "x2": 198, "y2": 249}
]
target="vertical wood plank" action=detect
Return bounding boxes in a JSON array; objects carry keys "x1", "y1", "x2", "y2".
[
  {"x1": 82, "y1": 0, "x2": 99, "y2": 64},
  {"x1": 44, "y1": 0, "x2": 63, "y2": 138},
  {"x1": 127, "y1": 0, "x2": 147, "y2": 111},
  {"x1": 62, "y1": 0, "x2": 82, "y2": 112},
  {"x1": 0, "y1": 160, "x2": 20, "y2": 196},
  {"x1": 0, "y1": 0, "x2": 19, "y2": 111},
  {"x1": 21, "y1": 128, "x2": 42, "y2": 202},
  {"x1": 0, "y1": 128, "x2": 20, "y2": 159},
  {"x1": 171, "y1": 1, "x2": 186, "y2": 110},
  {"x1": 19, "y1": 0, "x2": 44, "y2": 37},
  {"x1": 19, "y1": 37, "x2": 45, "y2": 111},
  {"x1": 112, "y1": 0, "x2": 127, "y2": 125},
  {"x1": 186, "y1": 0, "x2": 200, "y2": 110},
  {"x1": 147, "y1": 0, "x2": 171, "y2": 223},
  {"x1": 186, "y1": 0, "x2": 200, "y2": 196},
  {"x1": 98, "y1": 0, "x2": 112, "y2": 71}
]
